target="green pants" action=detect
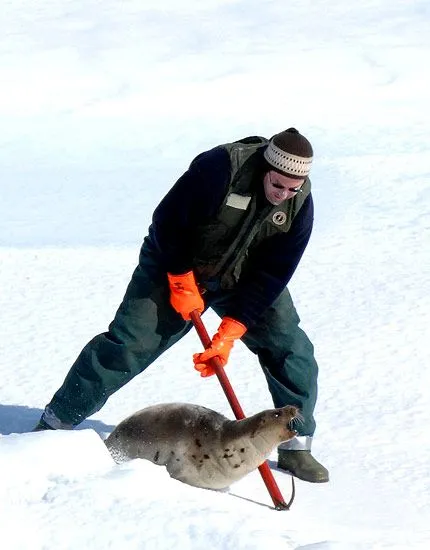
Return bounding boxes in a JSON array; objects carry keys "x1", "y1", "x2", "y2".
[{"x1": 48, "y1": 246, "x2": 318, "y2": 435}]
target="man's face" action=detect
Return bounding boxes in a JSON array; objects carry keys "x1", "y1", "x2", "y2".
[{"x1": 263, "y1": 170, "x2": 305, "y2": 205}]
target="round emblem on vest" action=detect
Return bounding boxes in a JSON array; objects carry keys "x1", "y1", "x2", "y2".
[{"x1": 272, "y1": 211, "x2": 287, "y2": 225}]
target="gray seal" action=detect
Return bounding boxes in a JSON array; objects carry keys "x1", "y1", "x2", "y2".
[{"x1": 104, "y1": 402, "x2": 299, "y2": 489}]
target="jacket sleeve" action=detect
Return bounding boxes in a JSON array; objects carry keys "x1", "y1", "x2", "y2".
[
  {"x1": 149, "y1": 147, "x2": 232, "y2": 274},
  {"x1": 225, "y1": 194, "x2": 314, "y2": 327}
]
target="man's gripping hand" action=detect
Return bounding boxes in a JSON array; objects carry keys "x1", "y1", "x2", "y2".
[
  {"x1": 193, "y1": 317, "x2": 247, "y2": 377},
  {"x1": 167, "y1": 271, "x2": 204, "y2": 321}
]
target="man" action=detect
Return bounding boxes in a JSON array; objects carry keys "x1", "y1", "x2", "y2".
[{"x1": 35, "y1": 128, "x2": 329, "y2": 483}]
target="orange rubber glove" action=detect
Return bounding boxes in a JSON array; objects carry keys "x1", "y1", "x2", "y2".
[
  {"x1": 167, "y1": 271, "x2": 204, "y2": 321},
  {"x1": 193, "y1": 317, "x2": 247, "y2": 377}
]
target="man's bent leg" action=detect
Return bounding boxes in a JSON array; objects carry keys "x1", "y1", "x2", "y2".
[
  {"x1": 241, "y1": 288, "x2": 328, "y2": 482},
  {"x1": 243, "y1": 288, "x2": 318, "y2": 434},
  {"x1": 41, "y1": 259, "x2": 191, "y2": 428}
]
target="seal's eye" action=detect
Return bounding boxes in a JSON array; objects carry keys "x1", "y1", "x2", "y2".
[{"x1": 273, "y1": 412, "x2": 281, "y2": 418}]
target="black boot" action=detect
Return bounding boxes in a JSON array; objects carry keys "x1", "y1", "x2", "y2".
[
  {"x1": 32, "y1": 418, "x2": 55, "y2": 432},
  {"x1": 278, "y1": 450, "x2": 329, "y2": 483},
  {"x1": 32, "y1": 407, "x2": 74, "y2": 431}
]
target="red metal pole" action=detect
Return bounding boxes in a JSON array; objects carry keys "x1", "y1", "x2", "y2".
[{"x1": 190, "y1": 310, "x2": 289, "y2": 510}]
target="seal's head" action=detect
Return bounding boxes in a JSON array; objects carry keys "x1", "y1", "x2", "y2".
[{"x1": 254, "y1": 405, "x2": 300, "y2": 443}]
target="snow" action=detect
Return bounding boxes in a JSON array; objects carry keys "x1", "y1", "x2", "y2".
[{"x1": 1, "y1": 0, "x2": 430, "y2": 548}]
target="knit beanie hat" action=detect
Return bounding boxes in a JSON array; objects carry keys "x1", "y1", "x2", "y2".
[{"x1": 263, "y1": 128, "x2": 313, "y2": 179}]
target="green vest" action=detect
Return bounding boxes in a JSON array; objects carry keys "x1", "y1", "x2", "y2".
[{"x1": 193, "y1": 136, "x2": 311, "y2": 289}]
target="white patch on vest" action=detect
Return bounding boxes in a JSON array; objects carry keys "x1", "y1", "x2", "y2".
[
  {"x1": 272, "y1": 211, "x2": 287, "y2": 225},
  {"x1": 226, "y1": 193, "x2": 251, "y2": 210}
]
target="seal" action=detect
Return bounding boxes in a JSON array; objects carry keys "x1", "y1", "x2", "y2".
[{"x1": 104, "y1": 402, "x2": 299, "y2": 489}]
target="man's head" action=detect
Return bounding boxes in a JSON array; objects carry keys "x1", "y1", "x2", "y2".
[
  {"x1": 263, "y1": 128, "x2": 313, "y2": 205},
  {"x1": 264, "y1": 128, "x2": 313, "y2": 179}
]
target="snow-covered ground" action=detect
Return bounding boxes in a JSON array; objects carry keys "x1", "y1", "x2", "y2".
[{"x1": 1, "y1": 1, "x2": 429, "y2": 548}]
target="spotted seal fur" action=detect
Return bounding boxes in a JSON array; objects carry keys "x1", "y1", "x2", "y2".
[{"x1": 105, "y1": 402, "x2": 299, "y2": 489}]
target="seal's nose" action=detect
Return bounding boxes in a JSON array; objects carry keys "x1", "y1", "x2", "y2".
[{"x1": 287, "y1": 422, "x2": 298, "y2": 435}]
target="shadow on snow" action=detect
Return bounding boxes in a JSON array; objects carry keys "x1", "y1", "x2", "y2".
[{"x1": 0, "y1": 404, "x2": 114, "y2": 436}]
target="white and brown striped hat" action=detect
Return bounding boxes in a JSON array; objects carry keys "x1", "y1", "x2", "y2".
[{"x1": 263, "y1": 128, "x2": 313, "y2": 179}]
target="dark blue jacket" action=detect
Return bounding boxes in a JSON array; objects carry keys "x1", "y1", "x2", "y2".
[{"x1": 149, "y1": 146, "x2": 313, "y2": 327}]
